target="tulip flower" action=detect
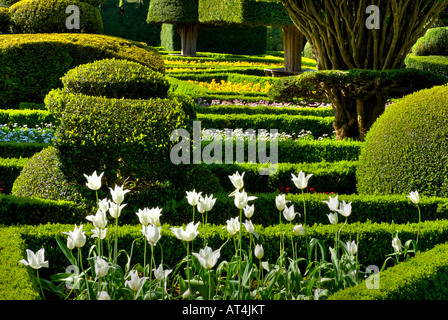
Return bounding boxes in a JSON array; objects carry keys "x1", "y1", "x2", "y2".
[
  {"x1": 327, "y1": 212, "x2": 338, "y2": 225},
  {"x1": 98, "y1": 198, "x2": 109, "y2": 212},
  {"x1": 91, "y1": 227, "x2": 107, "y2": 240},
  {"x1": 192, "y1": 246, "x2": 221, "y2": 269},
  {"x1": 392, "y1": 237, "x2": 402, "y2": 253},
  {"x1": 153, "y1": 264, "x2": 172, "y2": 281},
  {"x1": 283, "y1": 204, "x2": 300, "y2": 222},
  {"x1": 242, "y1": 219, "x2": 256, "y2": 235},
  {"x1": 136, "y1": 207, "x2": 162, "y2": 226},
  {"x1": 229, "y1": 171, "x2": 245, "y2": 190},
  {"x1": 407, "y1": 191, "x2": 420, "y2": 205},
  {"x1": 254, "y1": 244, "x2": 264, "y2": 259},
  {"x1": 109, "y1": 184, "x2": 130, "y2": 205},
  {"x1": 63, "y1": 224, "x2": 86, "y2": 248},
  {"x1": 143, "y1": 224, "x2": 162, "y2": 246},
  {"x1": 108, "y1": 202, "x2": 126, "y2": 219},
  {"x1": 197, "y1": 194, "x2": 217, "y2": 214},
  {"x1": 98, "y1": 291, "x2": 111, "y2": 300},
  {"x1": 243, "y1": 204, "x2": 255, "y2": 219},
  {"x1": 226, "y1": 217, "x2": 240, "y2": 236},
  {"x1": 323, "y1": 195, "x2": 339, "y2": 211},
  {"x1": 20, "y1": 248, "x2": 49, "y2": 270},
  {"x1": 233, "y1": 189, "x2": 257, "y2": 210},
  {"x1": 94, "y1": 257, "x2": 110, "y2": 278},
  {"x1": 67, "y1": 236, "x2": 75, "y2": 250},
  {"x1": 125, "y1": 270, "x2": 148, "y2": 292},
  {"x1": 86, "y1": 208, "x2": 108, "y2": 230},
  {"x1": 336, "y1": 200, "x2": 352, "y2": 218},
  {"x1": 171, "y1": 221, "x2": 200, "y2": 242},
  {"x1": 346, "y1": 240, "x2": 358, "y2": 255},
  {"x1": 291, "y1": 170, "x2": 313, "y2": 190},
  {"x1": 186, "y1": 189, "x2": 202, "y2": 206},
  {"x1": 275, "y1": 194, "x2": 290, "y2": 211},
  {"x1": 83, "y1": 171, "x2": 104, "y2": 191},
  {"x1": 293, "y1": 224, "x2": 306, "y2": 235}
]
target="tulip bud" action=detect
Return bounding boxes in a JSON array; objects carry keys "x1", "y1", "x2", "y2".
[
  {"x1": 293, "y1": 224, "x2": 306, "y2": 235},
  {"x1": 254, "y1": 244, "x2": 264, "y2": 259},
  {"x1": 407, "y1": 191, "x2": 420, "y2": 205}
]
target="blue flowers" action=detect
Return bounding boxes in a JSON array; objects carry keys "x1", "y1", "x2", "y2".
[{"x1": 0, "y1": 123, "x2": 55, "y2": 144}]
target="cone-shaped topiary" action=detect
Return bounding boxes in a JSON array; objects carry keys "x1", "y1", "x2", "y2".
[{"x1": 356, "y1": 84, "x2": 448, "y2": 197}]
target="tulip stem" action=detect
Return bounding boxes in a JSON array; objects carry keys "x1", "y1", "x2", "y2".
[
  {"x1": 36, "y1": 269, "x2": 45, "y2": 300},
  {"x1": 149, "y1": 244, "x2": 155, "y2": 297},
  {"x1": 238, "y1": 208, "x2": 243, "y2": 300},
  {"x1": 186, "y1": 242, "x2": 191, "y2": 300}
]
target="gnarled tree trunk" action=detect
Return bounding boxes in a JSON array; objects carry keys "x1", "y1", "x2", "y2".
[
  {"x1": 282, "y1": 25, "x2": 304, "y2": 73},
  {"x1": 177, "y1": 22, "x2": 199, "y2": 57}
]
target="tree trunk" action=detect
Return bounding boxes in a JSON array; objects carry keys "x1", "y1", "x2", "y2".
[
  {"x1": 332, "y1": 94, "x2": 387, "y2": 141},
  {"x1": 177, "y1": 23, "x2": 199, "y2": 57},
  {"x1": 356, "y1": 95, "x2": 387, "y2": 141},
  {"x1": 282, "y1": 25, "x2": 304, "y2": 73}
]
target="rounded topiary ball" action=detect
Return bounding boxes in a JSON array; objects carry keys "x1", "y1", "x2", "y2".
[
  {"x1": 12, "y1": 146, "x2": 86, "y2": 204},
  {"x1": 356, "y1": 84, "x2": 448, "y2": 197},
  {"x1": 412, "y1": 27, "x2": 448, "y2": 56},
  {"x1": 61, "y1": 58, "x2": 170, "y2": 99}
]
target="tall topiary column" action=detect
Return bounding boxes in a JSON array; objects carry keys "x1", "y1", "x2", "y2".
[{"x1": 147, "y1": 0, "x2": 200, "y2": 56}]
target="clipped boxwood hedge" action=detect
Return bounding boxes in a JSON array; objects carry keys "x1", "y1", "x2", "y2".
[
  {"x1": 329, "y1": 242, "x2": 448, "y2": 300},
  {"x1": 196, "y1": 105, "x2": 334, "y2": 117},
  {"x1": 197, "y1": 113, "x2": 335, "y2": 137},
  {"x1": 405, "y1": 53, "x2": 448, "y2": 76},
  {"x1": 0, "y1": 142, "x2": 49, "y2": 158},
  {"x1": 0, "y1": 157, "x2": 28, "y2": 194},
  {"x1": 61, "y1": 58, "x2": 170, "y2": 99},
  {"x1": 0, "y1": 33, "x2": 165, "y2": 108},
  {"x1": 147, "y1": 0, "x2": 199, "y2": 24},
  {"x1": 0, "y1": 110, "x2": 56, "y2": 127},
  {"x1": 9, "y1": 0, "x2": 103, "y2": 34},
  {"x1": 0, "y1": 6, "x2": 10, "y2": 33},
  {"x1": 0, "y1": 226, "x2": 41, "y2": 300},
  {"x1": 411, "y1": 27, "x2": 448, "y2": 56}
]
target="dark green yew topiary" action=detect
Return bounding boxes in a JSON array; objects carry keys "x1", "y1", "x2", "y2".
[
  {"x1": 357, "y1": 84, "x2": 448, "y2": 197},
  {"x1": 61, "y1": 58, "x2": 170, "y2": 99},
  {"x1": 412, "y1": 27, "x2": 448, "y2": 56},
  {"x1": 11, "y1": 146, "x2": 86, "y2": 204}
]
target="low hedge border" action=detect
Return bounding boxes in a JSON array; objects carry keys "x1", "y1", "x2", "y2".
[
  {"x1": 196, "y1": 105, "x2": 334, "y2": 117},
  {"x1": 405, "y1": 54, "x2": 448, "y2": 77},
  {"x1": 0, "y1": 157, "x2": 29, "y2": 194},
  {"x1": 329, "y1": 241, "x2": 448, "y2": 300},
  {"x1": 197, "y1": 113, "x2": 335, "y2": 137},
  {"x1": 0, "y1": 109, "x2": 56, "y2": 127},
  {"x1": 2, "y1": 191, "x2": 448, "y2": 228},
  {"x1": 10, "y1": 219, "x2": 448, "y2": 299},
  {"x1": 200, "y1": 139, "x2": 362, "y2": 163},
  {"x1": 0, "y1": 142, "x2": 49, "y2": 158},
  {"x1": 207, "y1": 161, "x2": 358, "y2": 194},
  {"x1": 0, "y1": 226, "x2": 41, "y2": 300}
]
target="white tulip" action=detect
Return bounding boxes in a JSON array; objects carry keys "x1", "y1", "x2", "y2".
[
  {"x1": 108, "y1": 201, "x2": 126, "y2": 219},
  {"x1": 291, "y1": 170, "x2": 313, "y2": 190},
  {"x1": 192, "y1": 246, "x2": 221, "y2": 269},
  {"x1": 226, "y1": 217, "x2": 240, "y2": 236},
  {"x1": 186, "y1": 189, "x2": 202, "y2": 206},
  {"x1": 20, "y1": 248, "x2": 49, "y2": 270},
  {"x1": 283, "y1": 204, "x2": 300, "y2": 222},
  {"x1": 275, "y1": 194, "x2": 290, "y2": 211},
  {"x1": 229, "y1": 171, "x2": 245, "y2": 190},
  {"x1": 109, "y1": 184, "x2": 130, "y2": 205},
  {"x1": 336, "y1": 200, "x2": 352, "y2": 218},
  {"x1": 392, "y1": 237, "x2": 402, "y2": 253},
  {"x1": 254, "y1": 244, "x2": 264, "y2": 259},
  {"x1": 86, "y1": 208, "x2": 108, "y2": 230},
  {"x1": 153, "y1": 264, "x2": 172, "y2": 281},
  {"x1": 293, "y1": 224, "x2": 306, "y2": 235},
  {"x1": 242, "y1": 219, "x2": 255, "y2": 235},
  {"x1": 243, "y1": 204, "x2": 255, "y2": 219},
  {"x1": 83, "y1": 171, "x2": 104, "y2": 191},
  {"x1": 98, "y1": 198, "x2": 109, "y2": 212},
  {"x1": 143, "y1": 224, "x2": 162, "y2": 246},
  {"x1": 327, "y1": 212, "x2": 338, "y2": 225},
  {"x1": 346, "y1": 240, "x2": 358, "y2": 255},
  {"x1": 94, "y1": 257, "x2": 110, "y2": 278},
  {"x1": 171, "y1": 221, "x2": 200, "y2": 242},
  {"x1": 63, "y1": 224, "x2": 86, "y2": 248},
  {"x1": 323, "y1": 195, "x2": 339, "y2": 211},
  {"x1": 125, "y1": 270, "x2": 148, "y2": 292},
  {"x1": 136, "y1": 207, "x2": 162, "y2": 226},
  {"x1": 91, "y1": 227, "x2": 107, "y2": 240},
  {"x1": 407, "y1": 191, "x2": 420, "y2": 205},
  {"x1": 98, "y1": 291, "x2": 111, "y2": 300},
  {"x1": 197, "y1": 194, "x2": 217, "y2": 214},
  {"x1": 233, "y1": 189, "x2": 257, "y2": 210}
]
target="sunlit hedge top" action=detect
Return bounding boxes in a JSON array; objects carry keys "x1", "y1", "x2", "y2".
[
  {"x1": 147, "y1": 0, "x2": 199, "y2": 24},
  {"x1": 198, "y1": 0, "x2": 292, "y2": 26}
]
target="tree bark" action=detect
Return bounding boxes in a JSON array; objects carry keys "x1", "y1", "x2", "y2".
[
  {"x1": 177, "y1": 23, "x2": 199, "y2": 57},
  {"x1": 282, "y1": 25, "x2": 304, "y2": 73}
]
